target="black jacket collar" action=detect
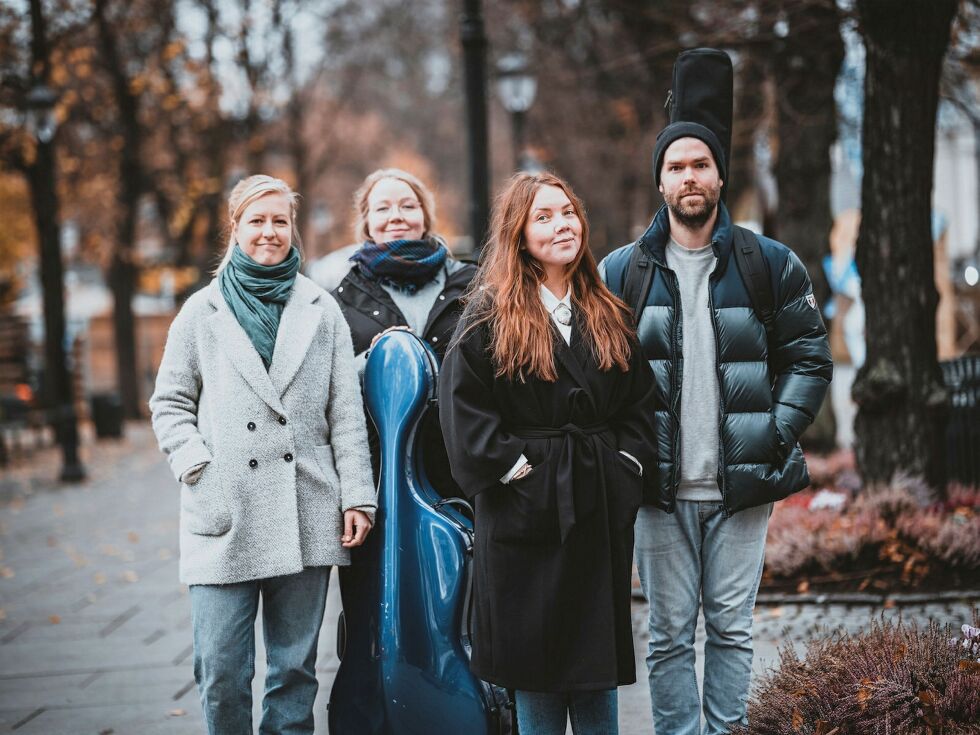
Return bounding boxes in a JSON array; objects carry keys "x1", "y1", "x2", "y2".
[{"x1": 637, "y1": 201, "x2": 735, "y2": 275}]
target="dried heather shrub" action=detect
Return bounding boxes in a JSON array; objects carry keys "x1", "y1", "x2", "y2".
[
  {"x1": 896, "y1": 510, "x2": 980, "y2": 569},
  {"x1": 765, "y1": 503, "x2": 888, "y2": 578},
  {"x1": 765, "y1": 474, "x2": 980, "y2": 585},
  {"x1": 855, "y1": 478, "x2": 928, "y2": 523},
  {"x1": 945, "y1": 484, "x2": 980, "y2": 513},
  {"x1": 732, "y1": 615, "x2": 980, "y2": 734}
]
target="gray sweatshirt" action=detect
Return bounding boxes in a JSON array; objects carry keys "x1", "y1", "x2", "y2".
[{"x1": 666, "y1": 236, "x2": 722, "y2": 502}]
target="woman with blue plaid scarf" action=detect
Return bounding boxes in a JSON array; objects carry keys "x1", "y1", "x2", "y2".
[{"x1": 332, "y1": 168, "x2": 477, "y2": 498}]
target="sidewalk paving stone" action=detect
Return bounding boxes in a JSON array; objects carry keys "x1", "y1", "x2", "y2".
[{"x1": 1, "y1": 422, "x2": 976, "y2": 734}]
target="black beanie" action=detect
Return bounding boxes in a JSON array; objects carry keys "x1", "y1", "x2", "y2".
[{"x1": 653, "y1": 122, "x2": 727, "y2": 187}]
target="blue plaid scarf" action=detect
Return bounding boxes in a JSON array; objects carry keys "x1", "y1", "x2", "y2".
[{"x1": 349, "y1": 237, "x2": 448, "y2": 294}]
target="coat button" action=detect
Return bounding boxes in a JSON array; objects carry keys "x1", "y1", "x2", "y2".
[
  {"x1": 372, "y1": 310, "x2": 380, "y2": 316},
  {"x1": 249, "y1": 459, "x2": 258, "y2": 468},
  {"x1": 338, "y1": 286, "x2": 344, "y2": 292},
  {"x1": 247, "y1": 421, "x2": 256, "y2": 431},
  {"x1": 439, "y1": 294, "x2": 446, "y2": 300},
  {"x1": 284, "y1": 453, "x2": 293, "y2": 462},
  {"x1": 278, "y1": 416, "x2": 287, "y2": 426},
  {"x1": 432, "y1": 336, "x2": 438, "y2": 342}
]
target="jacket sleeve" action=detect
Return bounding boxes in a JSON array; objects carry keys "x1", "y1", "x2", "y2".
[
  {"x1": 438, "y1": 322, "x2": 527, "y2": 498},
  {"x1": 149, "y1": 305, "x2": 214, "y2": 484},
  {"x1": 324, "y1": 305, "x2": 377, "y2": 519},
  {"x1": 769, "y1": 250, "x2": 833, "y2": 452},
  {"x1": 612, "y1": 338, "x2": 659, "y2": 483}
]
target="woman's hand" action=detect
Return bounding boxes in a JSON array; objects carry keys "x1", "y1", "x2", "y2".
[
  {"x1": 370, "y1": 325, "x2": 413, "y2": 348},
  {"x1": 510, "y1": 462, "x2": 533, "y2": 481},
  {"x1": 341, "y1": 509, "x2": 373, "y2": 548}
]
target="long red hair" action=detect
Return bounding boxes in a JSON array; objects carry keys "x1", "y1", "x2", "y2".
[{"x1": 462, "y1": 172, "x2": 634, "y2": 382}]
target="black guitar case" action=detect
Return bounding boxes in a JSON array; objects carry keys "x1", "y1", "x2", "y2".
[
  {"x1": 665, "y1": 47, "x2": 734, "y2": 199},
  {"x1": 627, "y1": 47, "x2": 775, "y2": 329}
]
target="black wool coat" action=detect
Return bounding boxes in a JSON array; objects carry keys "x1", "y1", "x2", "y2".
[
  {"x1": 439, "y1": 310, "x2": 659, "y2": 692},
  {"x1": 333, "y1": 259, "x2": 477, "y2": 496}
]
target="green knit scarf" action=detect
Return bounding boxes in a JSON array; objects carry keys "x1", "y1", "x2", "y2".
[{"x1": 219, "y1": 245, "x2": 301, "y2": 369}]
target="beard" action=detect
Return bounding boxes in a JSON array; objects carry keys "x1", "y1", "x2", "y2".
[{"x1": 664, "y1": 182, "x2": 722, "y2": 229}]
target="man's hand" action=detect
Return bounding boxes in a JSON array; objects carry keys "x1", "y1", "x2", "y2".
[{"x1": 341, "y1": 509, "x2": 373, "y2": 548}]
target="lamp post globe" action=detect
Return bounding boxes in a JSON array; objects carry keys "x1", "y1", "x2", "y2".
[
  {"x1": 26, "y1": 84, "x2": 58, "y2": 143},
  {"x1": 495, "y1": 54, "x2": 537, "y2": 171}
]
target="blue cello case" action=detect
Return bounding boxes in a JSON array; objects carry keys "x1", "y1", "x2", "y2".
[{"x1": 328, "y1": 330, "x2": 514, "y2": 734}]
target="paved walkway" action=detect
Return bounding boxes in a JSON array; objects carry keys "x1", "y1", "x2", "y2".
[{"x1": 0, "y1": 424, "x2": 976, "y2": 734}]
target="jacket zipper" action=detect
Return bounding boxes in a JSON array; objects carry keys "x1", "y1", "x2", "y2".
[
  {"x1": 706, "y1": 241, "x2": 731, "y2": 516},
  {"x1": 662, "y1": 265, "x2": 683, "y2": 509},
  {"x1": 422, "y1": 264, "x2": 471, "y2": 337}
]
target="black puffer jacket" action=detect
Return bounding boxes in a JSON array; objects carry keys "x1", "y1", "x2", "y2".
[
  {"x1": 600, "y1": 203, "x2": 832, "y2": 515},
  {"x1": 332, "y1": 258, "x2": 476, "y2": 361}
]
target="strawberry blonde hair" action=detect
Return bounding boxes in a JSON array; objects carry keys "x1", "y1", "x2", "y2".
[{"x1": 462, "y1": 172, "x2": 634, "y2": 382}]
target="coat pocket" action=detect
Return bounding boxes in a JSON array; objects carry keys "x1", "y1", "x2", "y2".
[
  {"x1": 604, "y1": 446, "x2": 643, "y2": 531},
  {"x1": 313, "y1": 444, "x2": 341, "y2": 493},
  {"x1": 180, "y1": 463, "x2": 232, "y2": 536},
  {"x1": 489, "y1": 456, "x2": 558, "y2": 545},
  {"x1": 766, "y1": 413, "x2": 786, "y2": 466}
]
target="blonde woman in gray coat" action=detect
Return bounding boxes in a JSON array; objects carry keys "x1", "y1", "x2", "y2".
[{"x1": 149, "y1": 174, "x2": 375, "y2": 735}]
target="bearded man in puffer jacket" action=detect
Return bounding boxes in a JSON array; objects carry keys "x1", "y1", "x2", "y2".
[{"x1": 600, "y1": 122, "x2": 832, "y2": 735}]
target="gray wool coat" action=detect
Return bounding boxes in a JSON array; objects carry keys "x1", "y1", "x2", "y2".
[{"x1": 149, "y1": 274, "x2": 376, "y2": 585}]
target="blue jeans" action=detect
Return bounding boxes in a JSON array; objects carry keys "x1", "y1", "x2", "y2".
[
  {"x1": 189, "y1": 566, "x2": 330, "y2": 735},
  {"x1": 635, "y1": 501, "x2": 770, "y2": 735},
  {"x1": 515, "y1": 689, "x2": 618, "y2": 735}
]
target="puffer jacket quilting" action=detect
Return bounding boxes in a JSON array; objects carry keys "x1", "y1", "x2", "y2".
[{"x1": 600, "y1": 203, "x2": 832, "y2": 515}]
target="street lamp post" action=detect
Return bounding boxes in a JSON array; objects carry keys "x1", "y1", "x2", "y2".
[
  {"x1": 496, "y1": 54, "x2": 537, "y2": 171},
  {"x1": 460, "y1": 0, "x2": 490, "y2": 255},
  {"x1": 25, "y1": 82, "x2": 86, "y2": 482}
]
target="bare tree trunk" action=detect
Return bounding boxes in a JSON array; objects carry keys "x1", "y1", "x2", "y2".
[
  {"x1": 288, "y1": 95, "x2": 311, "y2": 249},
  {"x1": 852, "y1": 0, "x2": 957, "y2": 490},
  {"x1": 772, "y1": 0, "x2": 843, "y2": 309},
  {"x1": 94, "y1": 0, "x2": 142, "y2": 419},
  {"x1": 27, "y1": 0, "x2": 85, "y2": 479},
  {"x1": 728, "y1": 49, "x2": 767, "y2": 217},
  {"x1": 281, "y1": 22, "x2": 310, "y2": 250},
  {"x1": 771, "y1": 0, "x2": 844, "y2": 451}
]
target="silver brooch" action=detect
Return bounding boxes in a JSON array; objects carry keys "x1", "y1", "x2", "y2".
[{"x1": 554, "y1": 303, "x2": 572, "y2": 326}]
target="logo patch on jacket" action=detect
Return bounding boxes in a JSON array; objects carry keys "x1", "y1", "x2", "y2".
[{"x1": 806, "y1": 293, "x2": 817, "y2": 309}]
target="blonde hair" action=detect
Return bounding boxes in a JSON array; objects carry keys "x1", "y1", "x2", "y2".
[
  {"x1": 352, "y1": 168, "x2": 436, "y2": 243},
  {"x1": 215, "y1": 174, "x2": 302, "y2": 274}
]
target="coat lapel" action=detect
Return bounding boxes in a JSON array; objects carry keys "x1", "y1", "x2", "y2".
[
  {"x1": 552, "y1": 320, "x2": 597, "y2": 404},
  {"x1": 268, "y1": 276, "x2": 322, "y2": 397},
  {"x1": 206, "y1": 281, "x2": 285, "y2": 415}
]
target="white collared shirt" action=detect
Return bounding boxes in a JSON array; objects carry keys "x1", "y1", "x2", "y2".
[{"x1": 540, "y1": 284, "x2": 573, "y2": 345}]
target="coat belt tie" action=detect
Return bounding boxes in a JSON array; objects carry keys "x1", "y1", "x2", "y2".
[{"x1": 512, "y1": 421, "x2": 610, "y2": 543}]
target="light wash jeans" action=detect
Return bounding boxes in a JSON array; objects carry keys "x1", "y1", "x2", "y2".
[
  {"x1": 189, "y1": 566, "x2": 330, "y2": 735},
  {"x1": 635, "y1": 501, "x2": 770, "y2": 735},
  {"x1": 515, "y1": 689, "x2": 618, "y2": 735}
]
